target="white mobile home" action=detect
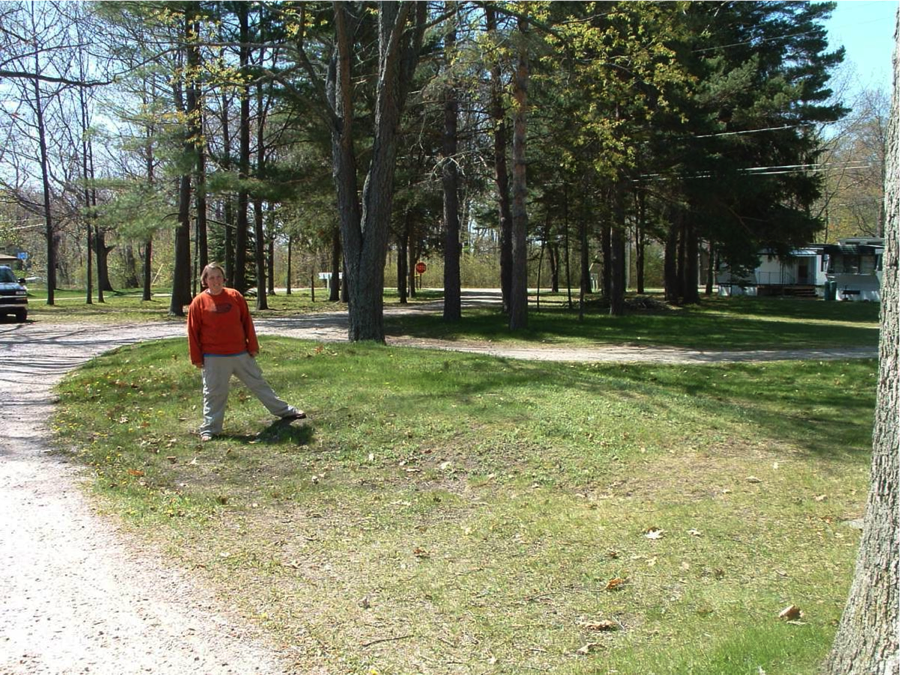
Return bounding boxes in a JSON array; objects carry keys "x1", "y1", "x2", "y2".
[{"x1": 716, "y1": 238, "x2": 883, "y2": 301}]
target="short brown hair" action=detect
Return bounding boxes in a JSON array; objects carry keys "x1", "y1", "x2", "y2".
[{"x1": 200, "y1": 263, "x2": 226, "y2": 285}]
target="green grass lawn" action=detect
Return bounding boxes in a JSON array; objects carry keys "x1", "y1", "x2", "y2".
[
  {"x1": 54, "y1": 337, "x2": 876, "y2": 674},
  {"x1": 386, "y1": 293, "x2": 880, "y2": 351}
]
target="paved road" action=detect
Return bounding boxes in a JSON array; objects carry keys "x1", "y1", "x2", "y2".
[{"x1": 0, "y1": 294, "x2": 877, "y2": 673}]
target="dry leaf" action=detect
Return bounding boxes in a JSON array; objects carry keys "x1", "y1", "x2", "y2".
[
  {"x1": 778, "y1": 605, "x2": 802, "y2": 620},
  {"x1": 605, "y1": 577, "x2": 627, "y2": 591},
  {"x1": 127, "y1": 469, "x2": 144, "y2": 477},
  {"x1": 413, "y1": 547, "x2": 430, "y2": 559},
  {"x1": 579, "y1": 620, "x2": 619, "y2": 632},
  {"x1": 688, "y1": 529, "x2": 702, "y2": 537},
  {"x1": 747, "y1": 476, "x2": 762, "y2": 483},
  {"x1": 814, "y1": 494, "x2": 827, "y2": 502},
  {"x1": 644, "y1": 527, "x2": 664, "y2": 540},
  {"x1": 576, "y1": 643, "x2": 602, "y2": 655}
]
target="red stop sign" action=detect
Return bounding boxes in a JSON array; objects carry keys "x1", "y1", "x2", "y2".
[{"x1": 415, "y1": 262, "x2": 427, "y2": 274}]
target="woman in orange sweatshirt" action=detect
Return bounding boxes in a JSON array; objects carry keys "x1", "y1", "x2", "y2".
[{"x1": 187, "y1": 263, "x2": 304, "y2": 441}]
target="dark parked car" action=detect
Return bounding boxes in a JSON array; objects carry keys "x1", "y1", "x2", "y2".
[{"x1": 0, "y1": 265, "x2": 28, "y2": 322}]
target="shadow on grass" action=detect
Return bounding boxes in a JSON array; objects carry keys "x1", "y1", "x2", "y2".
[
  {"x1": 227, "y1": 418, "x2": 316, "y2": 446},
  {"x1": 385, "y1": 301, "x2": 878, "y2": 350}
]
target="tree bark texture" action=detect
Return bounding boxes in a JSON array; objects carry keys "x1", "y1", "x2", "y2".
[
  {"x1": 824, "y1": 14, "x2": 899, "y2": 673},
  {"x1": 142, "y1": 239, "x2": 152, "y2": 302},
  {"x1": 169, "y1": 172, "x2": 193, "y2": 315},
  {"x1": 683, "y1": 218, "x2": 700, "y2": 304},
  {"x1": 234, "y1": 3, "x2": 251, "y2": 293},
  {"x1": 397, "y1": 220, "x2": 408, "y2": 303},
  {"x1": 254, "y1": 80, "x2": 268, "y2": 310},
  {"x1": 253, "y1": 199, "x2": 268, "y2": 309},
  {"x1": 169, "y1": 11, "x2": 196, "y2": 316},
  {"x1": 330, "y1": 228, "x2": 341, "y2": 302},
  {"x1": 188, "y1": 19, "x2": 207, "y2": 275},
  {"x1": 33, "y1": 58, "x2": 55, "y2": 303},
  {"x1": 609, "y1": 184, "x2": 626, "y2": 316},
  {"x1": 442, "y1": 4, "x2": 461, "y2": 322},
  {"x1": 508, "y1": 16, "x2": 530, "y2": 331},
  {"x1": 329, "y1": 1, "x2": 424, "y2": 342},
  {"x1": 486, "y1": 7, "x2": 513, "y2": 314},
  {"x1": 601, "y1": 221, "x2": 611, "y2": 299},
  {"x1": 636, "y1": 191, "x2": 646, "y2": 295},
  {"x1": 664, "y1": 219, "x2": 680, "y2": 304},
  {"x1": 580, "y1": 209, "x2": 590, "y2": 297}
]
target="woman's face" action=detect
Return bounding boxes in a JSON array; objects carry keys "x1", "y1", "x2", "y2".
[{"x1": 205, "y1": 269, "x2": 225, "y2": 294}]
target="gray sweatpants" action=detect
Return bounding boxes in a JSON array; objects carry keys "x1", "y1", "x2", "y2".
[{"x1": 200, "y1": 352, "x2": 298, "y2": 435}]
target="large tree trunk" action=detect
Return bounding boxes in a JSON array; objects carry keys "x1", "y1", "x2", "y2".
[
  {"x1": 329, "y1": 227, "x2": 341, "y2": 302},
  {"x1": 169, "y1": 172, "x2": 193, "y2": 315},
  {"x1": 329, "y1": 2, "x2": 424, "y2": 342},
  {"x1": 142, "y1": 85, "x2": 155, "y2": 303},
  {"x1": 169, "y1": 12, "x2": 194, "y2": 316},
  {"x1": 398, "y1": 209, "x2": 410, "y2": 304},
  {"x1": 485, "y1": 6, "x2": 513, "y2": 314},
  {"x1": 824, "y1": 16, "x2": 899, "y2": 673},
  {"x1": 267, "y1": 219, "x2": 276, "y2": 297},
  {"x1": 122, "y1": 244, "x2": 140, "y2": 289},
  {"x1": 683, "y1": 217, "x2": 700, "y2": 304},
  {"x1": 442, "y1": 3, "x2": 461, "y2": 322},
  {"x1": 635, "y1": 190, "x2": 646, "y2": 294},
  {"x1": 285, "y1": 235, "x2": 292, "y2": 295},
  {"x1": 609, "y1": 183, "x2": 626, "y2": 316},
  {"x1": 233, "y1": 3, "x2": 250, "y2": 293},
  {"x1": 221, "y1": 92, "x2": 235, "y2": 282},
  {"x1": 142, "y1": 239, "x2": 152, "y2": 302},
  {"x1": 253, "y1": 199, "x2": 268, "y2": 309},
  {"x1": 664, "y1": 218, "x2": 680, "y2": 305},
  {"x1": 549, "y1": 242, "x2": 559, "y2": 293},
  {"x1": 189, "y1": 18, "x2": 207, "y2": 276},
  {"x1": 601, "y1": 221, "x2": 611, "y2": 299},
  {"x1": 579, "y1": 208, "x2": 590, "y2": 297},
  {"x1": 508, "y1": 16, "x2": 530, "y2": 331},
  {"x1": 564, "y1": 185, "x2": 573, "y2": 308},
  {"x1": 33, "y1": 60, "x2": 55, "y2": 304},
  {"x1": 95, "y1": 231, "x2": 114, "y2": 293},
  {"x1": 254, "y1": 80, "x2": 268, "y2": 310},
  {"x1": 408, "y1": 234, "x2": 417, "y2": 299}
]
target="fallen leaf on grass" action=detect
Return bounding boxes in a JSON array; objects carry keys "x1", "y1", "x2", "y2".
[
  {"x1": 579, "y1": 620, "x2": 619, "y2": 632},
  {"x1": 688, "y1": 529, "x2": 702, "y2": 537},
  {"x1": 814, "y1": 494, "x2": 827, "y2": 502},
  {"x1": 576, "y1": 643, "x2": 602, "y2": 655},
  {"x1": 413, "y1": 547, "x2": 430, "y2": 559},
  {"x1": 644, "y1": 527, "x2": 664, "y2": 540},
  {"x1": 778, "y1": 605, "x2": 802, "y2": 620},
  {"x1": 127, "y1": 469, "x2": 144, "y2": 477},
  {"x1": 747, "y1": 476, "x2": 763, "y2": 484},
  {"x1": 605, "y1": 577, "x2": 627, "y2": 591}
]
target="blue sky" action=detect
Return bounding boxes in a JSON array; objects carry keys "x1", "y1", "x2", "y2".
[{"x1": 823, "y1": 0, "x2": 898, "y2": 95}]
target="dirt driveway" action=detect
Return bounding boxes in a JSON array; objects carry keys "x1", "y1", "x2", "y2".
[{"x1": 0, "y1": 299, "x2": 877, "y2": 674}]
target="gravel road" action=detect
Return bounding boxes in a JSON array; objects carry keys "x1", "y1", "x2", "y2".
[{"x1": 0, "y1": 296, "x2": 877, "y2": 674}]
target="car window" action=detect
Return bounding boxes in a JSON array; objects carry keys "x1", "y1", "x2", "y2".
[{"x1": 0, "y1": 268, "x2": 18, "y2": 283}]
